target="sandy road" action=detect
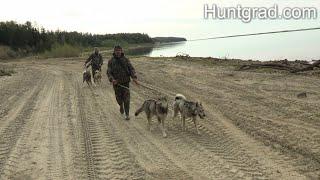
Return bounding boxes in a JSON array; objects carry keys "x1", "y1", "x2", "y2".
[{"x1": 0, "y1": 57, "x2": 319, "y2": 179}]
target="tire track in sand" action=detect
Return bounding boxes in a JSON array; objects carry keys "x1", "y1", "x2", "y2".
[
  {"x1": 0, "y1": 73, "x2": 45, "y2": 178},
  {"x1": 73, "y1": 75, "x2": 146, "y2": 179},
  {"x1": 93, "y1": 85, "x2": 193, "y2": 179},
  {"x1": 46, "y1": 74, "x2": 70, "y2": 180},
  {"x1": 128, "y1": 82, "x2": 270, "y2": 179},
  {"x1": 171, "y1": 71, "x2": 319, "y2": 177}
]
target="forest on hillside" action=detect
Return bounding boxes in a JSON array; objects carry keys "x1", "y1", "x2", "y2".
[{"x1": 0, "y1": 21, "x2": 154, "y2": 54}]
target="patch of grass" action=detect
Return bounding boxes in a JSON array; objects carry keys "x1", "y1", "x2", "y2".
[
  {"x1": 0, "y1": 68, "x2": 15, "y2": 76},
  {"x1": 41, "y1": 44, "x2": 81, "y2": 58},
  {"x1": 0, "y1": 45, "x2": 19, "y2": 59}
]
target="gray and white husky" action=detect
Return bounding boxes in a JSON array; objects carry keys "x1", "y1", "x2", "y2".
[
  {"x1": 135, "y1": 97, "x2": 168, "y2": 137},
  {"x1": 173, "y1": 94, "x2": 206, "y2": 134}
]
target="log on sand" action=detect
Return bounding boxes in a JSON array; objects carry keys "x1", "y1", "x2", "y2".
[{"x1": 290, "y1": 60, "x2": 320, "y2": 73}]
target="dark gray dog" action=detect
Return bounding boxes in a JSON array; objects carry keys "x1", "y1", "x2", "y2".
[
  {"x1": 83, "y1": 68, "x2": 92, "y2": 86},
  {"x1": 135, "y1": 97, "x2": 168, "y2": 137}
]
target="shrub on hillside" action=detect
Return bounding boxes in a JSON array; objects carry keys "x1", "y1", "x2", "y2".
[
  {"x1": 0, "y1": 45, "x2": 18, "y2": 59},
  {"x1": 42, "y1": 44, "x2": 81, "y2": 58},
  {"x1": 0, "y1": 66, "x2": 15, "y2": 76}
]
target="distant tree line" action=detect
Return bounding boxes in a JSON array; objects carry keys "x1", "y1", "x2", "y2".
[
  {"x1": 152, "y1": 37, "x2": 187, "y2": 43},
  {"x1": 0, "y1": 21, "x2": 154, "y2": 53}
]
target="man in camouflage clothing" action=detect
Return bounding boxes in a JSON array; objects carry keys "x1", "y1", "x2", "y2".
[
  {"x1": 107, "y1": 46, "x2": 139, "y2": 120},
  {"x1": 85, "y1": 47, "x2": 103, "y2": 77}
]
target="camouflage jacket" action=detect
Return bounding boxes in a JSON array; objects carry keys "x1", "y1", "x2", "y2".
[
  {"x1": 85, "y1": 53, "x2": 103, "y2": 67},
  {"x1": 107, "y1": 54, "x2": 137, "y2": 84}
]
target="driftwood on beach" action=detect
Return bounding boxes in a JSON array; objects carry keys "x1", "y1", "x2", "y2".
[
  {"x1": 238, "y1": 60, "x2": 320, "y2": 73},
  {"x1": 176, "y1": 52, "x2": 190, "y2": 59}
]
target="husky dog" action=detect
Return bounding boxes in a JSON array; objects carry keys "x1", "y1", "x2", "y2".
[
  {"x1": 173, "y1": 94, "x2": 205, "y2": 134},
  {"x1": 135, "y1": 97, "x2": 168, "y2": 137},
  {"x1": 93, "y1": 70, "x2": 102, "y2": 84},
  {"x1": 83, "y1": 68, "x2": 92, "y2": 86}
]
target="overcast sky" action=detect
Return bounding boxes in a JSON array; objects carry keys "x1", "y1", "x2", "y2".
[{"x1": 0, "y1": 0, "x2": 319, "y2": 39}]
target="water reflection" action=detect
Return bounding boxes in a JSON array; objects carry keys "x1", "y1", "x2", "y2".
[
  {"x1": 125, "y1": 46, "x2": 153, "y2": 56},
  {"x1": 125, "y1": 31, "x2": 320, "y2": 61},
  {"x1": 126, "y1": 42, "x2": 186, "y2": 56}
]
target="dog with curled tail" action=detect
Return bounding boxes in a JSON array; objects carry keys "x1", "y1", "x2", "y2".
[{"x1": 173, "y1": 94, "x2": 206, "y2": 135}]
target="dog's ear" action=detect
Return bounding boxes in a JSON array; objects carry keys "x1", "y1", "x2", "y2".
[{"x1": 196, "y1": 102, "x2": 199, "y2": 107}]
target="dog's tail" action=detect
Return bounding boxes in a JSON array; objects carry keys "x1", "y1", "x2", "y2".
[
  {"x1": 134, "y1": 102, "x2": 146, "y2": 116},
  {"x1": 175, "y1": 94, "x2": 186, "y2": 101}
]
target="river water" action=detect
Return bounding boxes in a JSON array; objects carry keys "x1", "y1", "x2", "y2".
[{"x1": 129, "y1": 30, "x2": 320, "y2": 61}]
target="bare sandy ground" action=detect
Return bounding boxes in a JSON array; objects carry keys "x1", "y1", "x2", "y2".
[{"x1": 0, "y1": 57, "x2": 319, "y2": 179}]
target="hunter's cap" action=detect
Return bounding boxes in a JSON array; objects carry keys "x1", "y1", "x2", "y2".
[{"x1": 114, "y1": 45, "x2": 122, "y2": 50}]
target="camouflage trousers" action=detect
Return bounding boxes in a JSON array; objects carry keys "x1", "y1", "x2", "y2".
[{"x1": 113, "y1": 82, "x2": 130, "y2": 116}]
